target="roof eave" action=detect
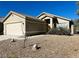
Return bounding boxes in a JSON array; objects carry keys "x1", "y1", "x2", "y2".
[
  {"x1": 3, "y1": 11, "x2": 26, "y2": 23},
  {"x1": 37, "y1": 12, "x2": 71, "y2": 21}
]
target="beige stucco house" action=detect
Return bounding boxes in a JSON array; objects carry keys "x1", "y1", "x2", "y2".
[
  {"x1": 3, "y1": 11, "x2": 74, "y2": 36},
  {"x1": 3, "y1": 11, "x2": 47, "y2": 36},
  {"x1": 37, "y1": 12, "x2": 74, "y2": 34}
]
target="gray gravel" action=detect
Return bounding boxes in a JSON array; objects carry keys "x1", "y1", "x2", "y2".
[{"x1": 0, "y1": 35, "x2": 79, "y2": 58}]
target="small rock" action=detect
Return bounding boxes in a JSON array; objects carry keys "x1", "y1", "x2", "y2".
[
  {"x1": 32, "y1": 44, "x2": 38, "y2": 51},
  {"x1": 10, "y1": 39, "x2": 15, "y2": 42}
]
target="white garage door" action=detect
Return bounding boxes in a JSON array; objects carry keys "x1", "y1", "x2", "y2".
[{"x1": 6, "y1": 23, "x2": 24, "y2": 36}]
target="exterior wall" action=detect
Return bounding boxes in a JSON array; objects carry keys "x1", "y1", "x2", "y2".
[
  {"x1": 4, "y1": 13, "x2": 25, "y2": 36},
  {"x1": 4, "y1": 13, "x2": 47, "y2": 36},
  {"x1": 56, "y1": 18, "x2": 70, "y2": 29},
  {"x1": 4, "y1": 14, "x2": 25, "y2": 23},
  {"x1": 42, "y1": 17, "x2": 53, "y2": 29},
  {"x1": 38, "y1": 15, "x2": 54, "y2": 30},
  {"x1": 70, "y1": 25, "x2": 74, "y2": 35},
  {"x1": 0, "y1": 22, "x2": 3, "y2": 35},
  {"x1": 38, "y1": 15, "x2": 70, "y2": 30},
  {"x1": 26, "y1": 17, "x2": 47, "y2": 36},
  {"x1": 38, "y1": 14, "x2": 72, "y2": 34}
]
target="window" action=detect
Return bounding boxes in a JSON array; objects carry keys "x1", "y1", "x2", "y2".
[
  {"x1": 57, "y1": 23, "x2": 68, "y2": 28},
  {"x1": 45, "y1": 19, "x2": 50, "y2": 24}
]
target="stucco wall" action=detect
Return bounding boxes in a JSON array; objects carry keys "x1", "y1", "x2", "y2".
[
  {"x1": 4, "y1": 13, "x2": 47, "y2": 36},
  {"x1": 57, "y1": 18, "x2": 69, "y2": 29},
  {"x1": 4, "y1": 13, "x2": 25, "y2": 35},
  {"x1": 38, "y1": 14, "x2": 70, "y2": 29},
  {"x1": 42, "y1": 17, "x2": 53, "y2": 29}
]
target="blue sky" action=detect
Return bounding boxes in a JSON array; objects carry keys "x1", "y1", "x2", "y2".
[{"x1": 0, "y1": 1, "x2": 78, "y2": 20}]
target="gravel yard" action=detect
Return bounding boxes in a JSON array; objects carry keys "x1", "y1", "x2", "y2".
[{"x1": 0, "y1": 35, "x2": 79, "y2": 58}]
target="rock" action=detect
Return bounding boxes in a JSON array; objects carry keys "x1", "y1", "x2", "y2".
[
  {"x1": 32, "y1": 44, "x2": 38, "y2": 51},
  {"x1": 10, "y1": 39, "x2": 15, "y2": 42}
]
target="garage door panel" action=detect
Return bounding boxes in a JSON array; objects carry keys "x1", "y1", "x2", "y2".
[{"x1": 6, "y1": 23, "x2": 23, "y2": 36}]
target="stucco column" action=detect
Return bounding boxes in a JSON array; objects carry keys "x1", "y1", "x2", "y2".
[
  {"x1": 70, "y1": 25, "x2": 74, "y2": 35},
  {"x1": 50, "y1": 18, "x2": 53, "y2": 28}
]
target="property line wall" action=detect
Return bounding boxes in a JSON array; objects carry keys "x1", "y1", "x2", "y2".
[{"x1": 26, "y1": 18, "x2": 48, "y2": 36}]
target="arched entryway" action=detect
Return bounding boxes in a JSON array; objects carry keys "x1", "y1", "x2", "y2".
[{"x1": 44, "y1": 19, "x2": 51, "y2": 31}]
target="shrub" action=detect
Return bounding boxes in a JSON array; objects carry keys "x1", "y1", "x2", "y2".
[{"x1": 47, "y1": 27, "x2": 70, "y2": 35}]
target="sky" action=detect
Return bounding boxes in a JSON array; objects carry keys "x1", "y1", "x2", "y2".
[{"x1": 0, "y1": 1, "x2": 78, "y2": 20}]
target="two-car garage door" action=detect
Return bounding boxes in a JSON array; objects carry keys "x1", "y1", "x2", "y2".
[{"x1": 5, "y1": 23, "x2": 24, "y2": 36}]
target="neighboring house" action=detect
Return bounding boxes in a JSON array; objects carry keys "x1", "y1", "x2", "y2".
[
  {"x1": 3, "y1": 11, "x2": 47, "y2": 36},
  {"x1": 37, "y1": 12, "x2": 74, "y2": 34}
]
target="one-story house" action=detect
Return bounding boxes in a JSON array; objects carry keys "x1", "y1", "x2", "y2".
[
  {"x1": 3, "y1": 11, "x2": 47, "y2": 36},
  {"x1": 2, "y1": 11, "x2": 74, "y2": 36},
  {"x1": 37, "y1": 12, "x2": 74, "y2": 35}
]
